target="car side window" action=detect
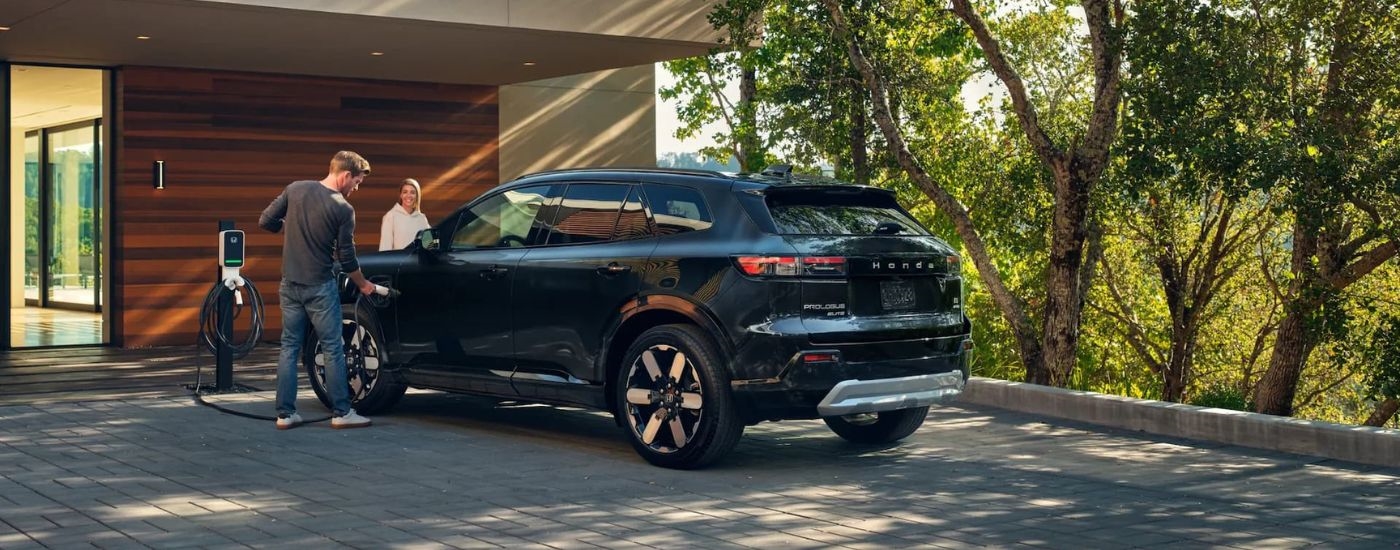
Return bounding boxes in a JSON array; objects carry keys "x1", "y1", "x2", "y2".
[
  {"x1": 613, "y1": 186, "x2": 653, "y2": 240},
  {"x1": 643, "y1": 183, "x2": 713, "y2": 235},
  {"x1": 546, "y1": 183, "x2": 628, "y2": 245},
  {"x1": 450, "y1": 184, "x2": 559, "y2": 250}
]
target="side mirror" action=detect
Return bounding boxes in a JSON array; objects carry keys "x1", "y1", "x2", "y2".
[{"x1": 417, "y1": 228, "x2": 440, "y2": 251}]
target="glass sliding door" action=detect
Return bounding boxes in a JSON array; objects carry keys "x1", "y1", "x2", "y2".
[
  {"x1": 9, "y1": 64, "x2": 106, "y2": 347},
  {"x1": 43, "y1": 120, "x2": 102, "y2": 311}
]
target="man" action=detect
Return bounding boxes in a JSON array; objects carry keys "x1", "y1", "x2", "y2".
[{"x1": 259, "y1": 151, "x2": 377, "y2": 430}]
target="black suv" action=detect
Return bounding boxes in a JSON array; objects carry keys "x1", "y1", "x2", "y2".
[{"x1": 308, "y1": 167, "x2": 971, "y2": 469}]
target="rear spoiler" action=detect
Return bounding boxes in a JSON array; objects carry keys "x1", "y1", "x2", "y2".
[{"x1": 759, "y1": 185, "x2": 900, "y2": 206}]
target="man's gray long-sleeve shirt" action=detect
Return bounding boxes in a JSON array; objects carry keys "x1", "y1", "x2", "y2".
[{"x1": 259, "y1": 180, "x2": 360, "y2": 284}]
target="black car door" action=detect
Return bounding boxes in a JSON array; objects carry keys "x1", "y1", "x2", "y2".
[
  {"x1": 393, "y1": 184, "x2": 561, "y2": 392},
  {"x1": 512, "y1": 183, "x2": 656, "y2": 400}
]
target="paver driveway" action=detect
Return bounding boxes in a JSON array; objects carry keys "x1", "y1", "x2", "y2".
[{"x1": 1, "y1": 391, "x2": 1396, "y2": 549}]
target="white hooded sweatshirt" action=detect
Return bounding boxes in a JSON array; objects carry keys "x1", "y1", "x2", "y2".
[{"x1": 379, "y1": 203, "x2": 431, "y2": 251}]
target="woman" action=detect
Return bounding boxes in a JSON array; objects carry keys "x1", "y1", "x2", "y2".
[{"x1": 379, "y1": 178, "x2": 431, "y2": 250}]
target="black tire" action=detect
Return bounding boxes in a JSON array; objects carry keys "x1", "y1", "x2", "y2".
[
  {"x1": 616, "y1": 324, "x2": 743, "y2": 469},
  {"x1": 822, "y1": 406, "x2": 930, "y2": 444},
  {"x1": 302, "y1": 303, "x2": 407, "y2": 415}
]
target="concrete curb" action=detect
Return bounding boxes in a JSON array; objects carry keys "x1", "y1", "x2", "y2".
[{"x1": 961, "y1": 377, "x2": 1400, "y2": 468}]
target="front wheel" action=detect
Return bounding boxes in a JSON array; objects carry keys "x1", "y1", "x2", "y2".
[
  {"x1": 302, "y1": 304, "x2": 406, "y2": 415},
  {"x1": 822, "y1": 406, "x2": 929, "y2": 444},
  {"x1": 616, "y1": 324, "x2": 743, "y2": 469}
]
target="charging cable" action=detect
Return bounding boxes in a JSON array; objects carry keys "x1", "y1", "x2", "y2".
[
  {"x1": 190, "y1": 276, "x2": 400, "y2": 423},
  {"x1": 198, "y1": 275, "x2": 264, "y2": 359},
  {"x1": 190, "y1": 276, "x2": 313, "y2": 421}
]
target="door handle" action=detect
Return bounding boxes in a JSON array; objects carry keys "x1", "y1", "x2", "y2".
[
  {"x1": 596, "y1": 263, "x2": 632, "y2": 276},
  {"x1": 480, "y1": 265, "x2": 509, "y2": 279}
]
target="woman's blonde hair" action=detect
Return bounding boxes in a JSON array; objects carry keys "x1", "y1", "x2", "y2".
[{"x1": 400, "y1": 178, "x2": 423, "y2": 213}]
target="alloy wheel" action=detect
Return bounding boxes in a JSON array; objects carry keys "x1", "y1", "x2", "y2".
[
  {"x1": 623, "y1": 344, "x2": 704, "y2": 453},
  {"x1": 313, "y1": 320, "x2": 381, "y2": 403}
]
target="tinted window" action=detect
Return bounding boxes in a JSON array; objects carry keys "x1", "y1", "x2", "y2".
[
  {"x1": 766, "y1": 192, "x2": 929, "y2": 236},
  {"x1": 613, "y1": 186, "x2": 653, "y2": 240},
  {"x1": 450, "y1": 185, "x2": 559, "y2": 249},
  {"x1": 547, "y1": 183, "x2": 627, "y2": 245},
  {"x1": 643, "y1": 183, "x2": 712, "y2": 235}
]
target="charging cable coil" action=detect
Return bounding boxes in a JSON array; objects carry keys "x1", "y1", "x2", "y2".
[{"x1": 199, "y1": 276, "x2": 264, "y2": 359}]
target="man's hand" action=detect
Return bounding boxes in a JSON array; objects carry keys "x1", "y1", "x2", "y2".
[{"x1": 346, "y1": 269, "x2": 375, "y2": 296}]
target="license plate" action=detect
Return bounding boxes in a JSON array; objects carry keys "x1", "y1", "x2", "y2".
[{"x1": 880, "y1": 280, "x2": 916, "y2": 311}]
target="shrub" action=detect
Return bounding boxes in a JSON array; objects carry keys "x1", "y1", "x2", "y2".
[{"x1": 1189, "y1": 385, "x2": 1250, "y2": 411}]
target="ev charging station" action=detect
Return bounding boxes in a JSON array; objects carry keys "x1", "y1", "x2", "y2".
[
  {"x1": 191, "y1": 218, "x2": 399, "y2": 422},
  {"x1": 194, "y1": 220, "x2": 265, "y2": 395},
  {"x1": 215, "y1": 223, "x2": 245, "y2": 391}
]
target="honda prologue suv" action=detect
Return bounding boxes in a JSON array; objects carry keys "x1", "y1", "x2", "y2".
[{"x1": 308, "y1": 167, "x2": 971, "y2": 469}]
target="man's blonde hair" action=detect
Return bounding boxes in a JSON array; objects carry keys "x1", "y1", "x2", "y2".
[{"x1": 330, "y1": 150, "x2": 371, "y2": 177}]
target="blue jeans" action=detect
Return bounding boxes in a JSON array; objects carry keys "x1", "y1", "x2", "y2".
[{"x1": 277, "y1": 278, "x2": 351, "y2": 416}]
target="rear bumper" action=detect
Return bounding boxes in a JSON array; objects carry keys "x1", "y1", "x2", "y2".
[
  {"x1": 729, "y1": 331, "x2": 970, "y2": 422},
  {"x1": 816, "y1": 372, "x2": 965, "y2": 416}
]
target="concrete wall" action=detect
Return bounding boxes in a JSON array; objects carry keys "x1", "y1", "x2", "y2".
[
  {"x1": 498, "y1": 64, "x2": 656, "y2": 182},
  {"x1": 961, "y1": 377, "x2": 1400, "y2": 468}
]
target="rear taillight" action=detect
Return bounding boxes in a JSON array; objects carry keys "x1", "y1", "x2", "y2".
[
  {"x1": 733, "y1": 256, "x2": 846, "y2": 277},
  {"x1": 735, "y1": 256, "x2": 799, "y2": 276}
]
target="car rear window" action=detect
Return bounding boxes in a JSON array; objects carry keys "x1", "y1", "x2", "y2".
[
  {"x1": 766, "y1": 190, "x2": 929, "y2": 236},
  {"x1": 643, "y1": 183, "x2": 713, "y2": 235}
]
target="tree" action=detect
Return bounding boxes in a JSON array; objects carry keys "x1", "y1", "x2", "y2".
[
  {"x1": 1092, "y1": 190, "x2": 1274, "y2": 401},
  {"x1": 661, "y1": 52, "x2": 767, "y2": 171},
  {"x1": 660, "y1": 0, "x2": 767, "y2": 171},
  {"x1": 662, "y1": 0, "x2": 894, "y2": 178},
  {"x1": 1126, "y1": 0, "x2": 1400, "y2": 416},
  {"x1": 823, "y1": 0, "x2": 1126, "y2": 386}
]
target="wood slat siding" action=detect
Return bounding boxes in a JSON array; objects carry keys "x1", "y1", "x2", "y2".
[{"x1": 116, "y1": 67, "x2": 499, "y2": 347}]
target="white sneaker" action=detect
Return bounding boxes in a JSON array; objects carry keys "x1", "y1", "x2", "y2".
[
  {"x1": 331, "y1": 409, "x2": 371, "y2": 430},
  {"x1": 276, "y1": 412, "x2": 303, "y2": 430}
]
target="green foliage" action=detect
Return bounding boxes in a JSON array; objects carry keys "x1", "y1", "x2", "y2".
[
  {"x1": 1366, "y1": 316, "x2": 1400, "y2": 401},
  {"x1": 1122, "y1": 0, "x2": 1400, "y2": 417},
  {"x1": 1300, "y1": 262, "x2": 1400, "y2": 423},
  {"x1": 675, "y1": 0, "x2": 1400, "y2": 426},
  {"x1": 1189, "y1": 385, "x2": 1251, "y2": 411}
]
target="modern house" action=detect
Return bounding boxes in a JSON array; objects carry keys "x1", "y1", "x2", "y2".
[{"x1": 1, "y1": 0, "x2": 722, "y2": 349}]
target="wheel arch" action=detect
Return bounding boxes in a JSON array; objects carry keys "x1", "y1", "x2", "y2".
[{"x1": 600, "y1": 295, "x2": 734, "y2": 419}]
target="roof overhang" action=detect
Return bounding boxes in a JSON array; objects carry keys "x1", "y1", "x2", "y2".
[{"x1": 0, "y1": 0, "x2": 723, "y2": 85}]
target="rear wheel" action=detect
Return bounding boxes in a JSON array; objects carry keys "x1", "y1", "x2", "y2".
[
  {"x1": 822, "y1": 406, "x2": 929, "y2": 444},
  {"x1": 303, "y1": 304, "x2": 406, "y2": 414},
  {"x1": 617, "y1": 324, "x2": 743, "y2": 469}
]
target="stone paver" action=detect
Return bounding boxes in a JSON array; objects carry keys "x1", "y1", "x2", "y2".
[{"x1": 0, "y1": 390, "x2": 1397, "y2": 549}]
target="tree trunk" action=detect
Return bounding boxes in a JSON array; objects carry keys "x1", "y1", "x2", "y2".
[
  {"x1": 1364, "y1": 398, "x2": 1399, "y2": 427},
  {"x1": 1253, "y1": 307, "x2": 1312, "y2": 416},
  {"x1": 1253, "y1": 213, "x2": 1322, "y2": 416},
  {"x1": 1036, "y1": 168, "x2": 1092, "y2": 386},
  {"x1": 1162, "y1": 335, "x2": 1195, "y2": 403},
  {"x1": 737, "y1": 66, "x2": 759, "y2": 171},
  {"x1": 849, "y1": 81, "x2": 870, "y2": 185}
]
